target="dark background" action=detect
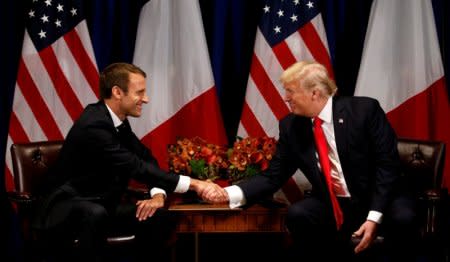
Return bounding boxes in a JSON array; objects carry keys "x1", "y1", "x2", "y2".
[{"x1": 1, "y1": 1, "x2": 449, "y2": 260}]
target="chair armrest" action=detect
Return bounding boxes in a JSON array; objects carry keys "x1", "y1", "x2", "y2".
[
  {"x1": 422, "y1": 189, "x2": 443, "y2": 201},
  {"x1": 351, "y1": 235, "x2": 385, "y2": 247},
  {"x1": 7, "y1": 191, "x2": 36, "y2": 205}
]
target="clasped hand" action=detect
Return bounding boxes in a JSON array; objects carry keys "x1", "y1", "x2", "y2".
[{"x1": 191, "y1": 179, "x2": 229, "y2": 203}]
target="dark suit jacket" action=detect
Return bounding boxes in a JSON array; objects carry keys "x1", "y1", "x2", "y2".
[
  {"x1": 238, "y1": 96, "x2": 401, "y2": 214},
  {"x1": 34, "y1": 101, "x2": 180, "y2": 228}
]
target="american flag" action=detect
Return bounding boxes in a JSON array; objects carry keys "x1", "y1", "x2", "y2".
[
  {"x1": 237, "y1": 0, "x2": 334, "y2": 204},
  {"x1": 4, "y1": 0, "x2": 98, "y2": 191}
]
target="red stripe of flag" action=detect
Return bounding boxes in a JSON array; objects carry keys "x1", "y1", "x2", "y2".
[
  {"x1": 272, "y1": 40, "x2": 297, "y2": 70},
  {"x1": 250, "y1": 54, "x2": 290, "y2": 120},
  {"x1": 6, "y1": 112, "x2": 31, "y2": 192},
  {"x1": 64, "y1": 29, "x2": 99, "y2": 98},
  {"x1": 8, "y1": 112, "x2": 30, "y2": 143},
  {"x1": 299, "y1": 22, "x2": 334, "y2": 79},
  {"x1": 16, "y1": 59, "x2": 64, "y2": 140},
  {"x1": 39, "y1": 46, "x2": 84, "y2": 121},
  {"x1": 240, "y1": 102, "x2": 267, "y2": 137},
  {"x1": 5, "y1": 167, "x2": 15, "y2": 194}
]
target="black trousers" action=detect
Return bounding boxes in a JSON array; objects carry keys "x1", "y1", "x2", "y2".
[
  {"x1": 284, "y1": 195, "x2": 418, "y2": 262},
  {"x1": 39, "y1": 197, "x2": 176, "y2": 262}
]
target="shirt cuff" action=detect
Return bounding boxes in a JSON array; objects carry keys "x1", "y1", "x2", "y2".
[
  {"x1": 150, "y1": 187, "x2": 167, "y2": 198},
  {"x1": 225, "y1": 185, "x2": 246, "y2": 209},
  {"x1": 174, "y1": 175, "x2": 190, "y2": 193},
  {"x1": 367, "y1": 210, "x2": 383, "y2": 224}
]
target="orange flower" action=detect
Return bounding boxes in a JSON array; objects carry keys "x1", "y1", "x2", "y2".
[
  {"x1": 168, "y1": 136, "x2": 277, "y2": 182},
  {"x1": 260, "y1": 159, "x2": 269, "y2": 171},
  {"x1": 227, "y1": 136, "x2": 278, "y2": 182},
  {"x1": 168, "y1": 137, "x2": 228, "y2": 180},
  {"x1": 250, "y1": 152, "x2": 264, "y2": 164}
]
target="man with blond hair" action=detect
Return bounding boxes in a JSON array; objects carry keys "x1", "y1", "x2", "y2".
[{"x1": 204, "y1": 61, "x2": 417, "y2": 261}]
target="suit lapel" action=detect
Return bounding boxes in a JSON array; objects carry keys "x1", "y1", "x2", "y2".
[
  {"x1": 292, "y1": 116, "x2": 315, "y2": 163},
  {"x1": 333, "y1": 97, "x2": 348, "y2": 159},
  {"x1": 332, "y1": 97, "x2": 352, "y2": 190},
  {"x1": 99, "y1": 101, "x2": 133, "y2": 148},
  {"x1": 98, "y1": 101, "x2": 116, "y2": 130}
]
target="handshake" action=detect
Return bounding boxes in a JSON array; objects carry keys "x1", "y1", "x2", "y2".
[{"x1": 190, "y1": 179, "x2": 230, "y2": 204}]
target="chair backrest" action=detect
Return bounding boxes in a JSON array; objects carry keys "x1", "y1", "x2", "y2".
[
  {"x1": 397, "y1": 137, "x2": 446, "y2": 194},
  {"x1": 10, "y1": 140, "x2": 64, "y2": 194}
]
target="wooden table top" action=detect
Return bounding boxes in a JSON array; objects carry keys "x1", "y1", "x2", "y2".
[{"x1": 168, "y1": 199, "x2": 288, "y2": 233}]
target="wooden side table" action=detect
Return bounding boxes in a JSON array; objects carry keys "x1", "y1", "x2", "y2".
[{"x1": 168, "y1": 201, "x2": 288, "y2": 262}]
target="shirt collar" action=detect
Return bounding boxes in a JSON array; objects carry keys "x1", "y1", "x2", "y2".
[
  {"x1": 316, "y1": 97, "x2": 333, "y2": 124},
  {"x1": 105, "y1": 103, "x2": 123, "y2": 128}
]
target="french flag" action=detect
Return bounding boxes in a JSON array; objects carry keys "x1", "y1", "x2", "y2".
[
  {"x1": 355, "y1": 0, "x2": 450, "y2": 189},
  {"x1": 131, "y1": 0, "x2": 228, "y2": 169}
]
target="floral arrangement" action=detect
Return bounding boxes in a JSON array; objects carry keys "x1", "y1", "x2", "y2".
[
  {"x1": 167, "y1": 136, "x2": 277, "y2": 183},
  {"x1": 167, "y1": 137, "x2": 229, "y2": 181},
  {"x1": 227, "y1": 136, "x2": 277, "y2": 182}
]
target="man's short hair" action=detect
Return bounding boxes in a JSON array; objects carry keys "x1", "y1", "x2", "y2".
[{"x1": 99, "y1": 63, "x2": 147, "y2": 99}]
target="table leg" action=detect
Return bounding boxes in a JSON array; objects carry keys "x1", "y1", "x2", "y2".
[{"x1": 194, "y1": 232, "x2": 199, "y2": 262}]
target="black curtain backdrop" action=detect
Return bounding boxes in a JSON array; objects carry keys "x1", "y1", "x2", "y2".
[{"x1": 1, "y1": 1, "x2": 450, "y2": 260}]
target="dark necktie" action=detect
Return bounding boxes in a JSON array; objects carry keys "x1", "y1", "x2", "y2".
[
  {"x1": 117, "y1": 120, "x2": 131, "y2": 135},
  {"x1": 313, "y1": 117, "x2": 343, "y2": 230},
  {"x1": 117, "y1": 120, "x2": 133, "y2": 150}
]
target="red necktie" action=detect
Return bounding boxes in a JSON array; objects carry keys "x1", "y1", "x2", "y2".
[{"x1": 313, "y1": 117, "x2": 344, "y2": 230}]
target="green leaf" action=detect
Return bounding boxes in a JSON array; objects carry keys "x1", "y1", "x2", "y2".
[
  {"x1": 245, "y1": 165, "x2": 259, "y2": 177},
  {"x1": 189, "y1": 159, "x2": 206, "y2": 179}
]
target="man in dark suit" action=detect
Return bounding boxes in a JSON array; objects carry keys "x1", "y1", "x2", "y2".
[
  {"x1": 203, "y1": 61, "x2": 417, "y2": 261},
  {"x1": 35, "y1": 62, "x2": 224, "y2": 262}
]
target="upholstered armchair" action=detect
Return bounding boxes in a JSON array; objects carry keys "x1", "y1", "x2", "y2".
[
  {"x1": 351, "y1": 137, "x2": 448, "y2": 260},
  {"x1": 7, "y1": 140, "x2": 148, "y2": 261},
  {"x1": 397, "y1": 138, "x2": 448, "y2": 260}
]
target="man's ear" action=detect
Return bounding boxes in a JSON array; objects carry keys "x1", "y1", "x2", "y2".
[
  {"x1": 111, "y1": 86, "x2": 123, "y2": 99},
  {"x1": 311, "y1": 88, "x2": 319, "y2": 100}
]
